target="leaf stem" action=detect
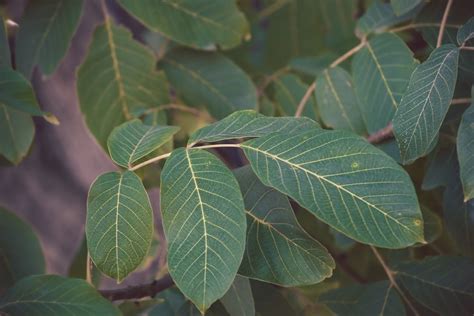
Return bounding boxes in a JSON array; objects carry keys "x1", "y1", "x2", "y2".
[
  {"x1": 100, "y1": 274, "x2": 174, "y2": 301},
  {"x1": 86, "y1": 252, "x2": 92, "y2": 285},
  {"x1": 460, "y1": 46, "x2": 474, "y2": 51},
  {"x1": 389, "y1": 22, "x2": 461, "y2": 33},
  {"x1": 370, "y1": 246, "x2": 419, "y2": 316},
  {"x1": 436, "y1": 0, "x2": 454, "y2": 48},
  {"x1": 294, "y1": 82, "x2": 316, "y2": 118}
]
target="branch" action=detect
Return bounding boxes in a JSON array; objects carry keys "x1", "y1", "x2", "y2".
[
  {"x1": 370, "y1": 247, "x2": 419, "y2": 316},
  {"x1": 294, "y1": 82, "x2": 316, "y2": 118},
  {"x1": 86, "y1": 252, "x2": 92, "y2": 285},
  {"x1": 436, "y1": 0, "x2": 454, "y2": 48},
  {"x1": 366, "y1": 123, "x2": 393, "y2": 144},
  {"x1": 100, "y1": 274, "x2": 174, "y2": 301},
  {"x1": 389, "y1": 22, "x2": 461, "y2": 33}
]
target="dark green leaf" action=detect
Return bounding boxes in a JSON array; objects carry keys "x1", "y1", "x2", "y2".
[
  {"x1": 160, "y1": 148, "x2": 246, "y2": 312},
  {"x1": 396, "y1": 256, "x2": 474, "y2": 315},
  {"x1": 352, "y1": 33, "x2": 417, "y2": 133},
  {"x1": 391, "y1": 0, "x2": 423, "y2": 16},
  {"x1": 188, "y1": 110, "x2": 318, "y2": 146},
  {"x1": 77, "y1": 22, "x2": 169, "y2": 148},
  {"x1": 117, "y1": 0, "x2": 249, "y2": 50},
  {"x1": 161, "y1": 48, "x2": 257, "y2": 120},
  {"x1": 235, "y1": 166, "x2": 334, "y2": 286},
  {"x1": 319, "y1": 280, "x2": 406, "y2": 316},
  {"x1": 422, "y1": 144, "x2": 457, "y2": 190},
  {"x1": 458, "y1": 17, "x2": 474, "y2": 45},
  {"x1": 420, "y1": 206, "x2": 442, "y2": 245},
  {"x1": 220, "y1": 275, "x2": 254, "y2": 316},
  {"x1": 315, "y1": 66, "x2": 365, "y2": 134},
  {"x1": 0, "y1": 275, "x2": 120, "y2": 315},
  {"x1": 107, "y1": 119, "x2": 179, "y2": 168},
  {"x1": 393, "y1": 45, "x2": 459, "y2": 164},
  {"x1": 273, "y1": 74, "x2": 317, "y2": 120},
  {"x1": 15, "y1": 0, "x2": 83, "y2": 78},
  {"x1": 289, "y1": 54, "x2": 336, "y2": 77},
  {"x1": 241, "y1": 130, "x2": 424, "y2": 248},
  {"x1": 86, "y1": 171, "x2": 153, "y2": 282},
  {"x1": 0, "y1": 207, "x2": 45, "y2": 289},
  {"x1": 0, "y1": 18, "x2": 10, "y2": 67},
  {"x1": 457, "y1": 97, "x2": 474, "y2": 201}
]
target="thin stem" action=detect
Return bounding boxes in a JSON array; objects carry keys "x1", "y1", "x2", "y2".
[
  {"x1": 86, "y1": 252, "x2": 92, "y2": 285},
  {"x1": 129, "y1": 143, "x2": 242, "y2": 171},
  {"x1": 460, "y1": 46, "x2": 474, "y2": 51},
  {"x1": 437, "y1": 0, "x2": 454, "y2": 48},
  {"x1": 389, "y1": 22, "x2": 461, "y2": 33},
  {"x1": 370, "y1": 246, "x2": 420, "y2": 316},
  {"x1": 451, "y1": 98, "x2": 472, "y2": 105},
  {"x1": 294, "y1": 82, "x2": 316, "y2": 118},
  {"x1": 100, "y1": 274, "x2": 174, "y2": 301},
  {"x1": 366, "y1": 123, "x2": 393, "y2": 144},
  {"x1": 257, "y1": 0, "x2": 290, "y2": 21},
  {"x1": 257, "y1": 66, "x2": 289, "y2": 97}
]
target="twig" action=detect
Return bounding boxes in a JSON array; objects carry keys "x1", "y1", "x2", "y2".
[
  {"x1": 143, "y1": 103, "x2": 209, "y2": 120},
  {"x1": 370, "y1": 246, "x2": 420, "y2": 316},
  {"x1": 258, "y1": 0, "x2": 291, "y2": 21},
  {"x1": 366, "y1": 123, "x2": 393, "y2": 144},
  {"x1": 437, "y1": 0, "x2": 454, "y2": 48},
  {"x1": 257, "y1": 67, "x2": 289, "y2": 97},
  {"x1": 389, "y1": 22, "x2": 461, "y2": 33},
  {"x1": 460, "y1": 46, "x2": 474, "y2": 51},
  {"x1": 100, "y1": 274, "x2": 174, "y2": 301},
  {"x1": 294, "y1": 82, "x2": 316, "y2": 118},
  {"x1": 451, "y1": 98, "x2": 472, "y2": 105},
  {"x1": 86, "y1": 252, "x2": 92, "y2": 285}
]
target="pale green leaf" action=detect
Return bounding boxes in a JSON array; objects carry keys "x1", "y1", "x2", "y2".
[
  {"x1": 235, "y1": 165, "x2": 334, "y2": 286},
  {"x1": 273, "y1": 74, "x2": 317, "y2": 120},
  {"x1": 161, "y1": 48, "x2": 257, "y2": 120},
  {"x1": 396, "y1": 256, "x2": 474, "y2": 315},
  {"x1": 0, "y1": 207, "x2": 45, "y2": 289},
  {"x1": 352, "y1": 33, "x2": 417, "y2": 133},
  {"x1": 315, "y1": 66, "x2": 365, "y2": 134},
  {"x1": 0, "y1": 275, "x2": 120, "y2": 315},
  {"x1": 188, "y1": 110, "x2": 319, "y2": 146},
  {"x1": 391, "y1": 0, "x2": 423, "y2": 16},
  {"x1": 107, "y1": 119, "x2": 179, "y2": 168},
  {"x1": 15, "y1": 0, "x2": 83, "y2": 78},
  {"x1": 458, "y1": 17, "x2": 474, "y2": 45},
  {"x1": 86, "y1": 171, "x2": 153, "y2": 282},
  {"x1": 160, "y1": 148, "x2": 246, "y2": 312},
  {"x1": 77, "y1": 21, "x2": 169, "y2": 148},
  {"x1": 393, "y1": 45, "x2": 459, "y2": 164},
  {"x1": 320, "y1": 280, "x2": 406, "y2": 316},
  {"x1": 220, "y1": 275, "x2": 255, "y2": 316},
  {"x1": 457, "y1": 97, "x2": 474, "y2": 201},
  {"x1": 117, "y1": 0, "x2": 249, "y2": 50},
  {"x1": 241, "y1": 130, "x2": 424, "y2": 248}
]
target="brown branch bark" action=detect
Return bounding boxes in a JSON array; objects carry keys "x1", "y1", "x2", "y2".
[
  {"x1": 366, "y1": 123, "x2": 393, "y2": 144},
  {"x1": 100, "y1": 274, "x2": 174, "y2": 301}
]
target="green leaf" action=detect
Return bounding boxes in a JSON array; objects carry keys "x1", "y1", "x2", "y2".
[
  {"x1": 422, "y1": 144, "x2": 457, "y2": 190},
  {"x1": 220, "y1": 275, "x2": 255, "y2": 316},
  {"x1": 0, "y1": 207, "x2": 45, "y2": 289},
  {"x1": 319, "y1": 280, "x2": 406, "y2": 316},
  {"x1": 273, "y1": 74, "x2": 317, "y2": 120},
  {"x1": 315, "y1": 67, "x2": 366, "y2": 134},
  {"x1": 393, "y1": 45, "x2": 459, "y2": 164},
  {"x1": 0, "y1": 18, "x2": 10, "y2": 67},
  {"x1": 0, "y1": 104, "x2": 35, "y2": 164},
  {"x1": 356, "y1": 1, "x2": 421, "y2": 36},
  {"x1": 150, "y1": 288, "x2": 201, "y2": 316},
  {"x1": 117, "y1": 0, "x2": 249, "y2": 50},
  {"x1": 188, "y1": 110, "x2": 319, "y2": 146},
  {"x1": 160, "y1": 148, "x2": 246, "y2": 312},
  {"x1": 0, "y1": 275, "x2": 120, "y2": 315},
  {"x1": 161, "y1": 48, "x2": 257, "y2": 120},
  {"x1": 458, "y1": 16, "x2": 474, "y2": 45},
  {"x1": 15, "y1": 0, "x2": 83, "y2": 78},
  {"x1": 240, "y1": 129, "x2": 424, "y2": 248},
  {"x1": 86, "y1": 170, "x2": 153, "y2": 282},
  {"x1": 288, "y1": 54, "x2": 336, "y2": 77},
  {"x1": 396, "y1": 256, "x2": 474, "y2": 315},
  {"x1": 420, "y1": 206, "x2": 442, "y2": 245},
  {"x1": 352, "y1": 33, "x2": 417, "y2": 133},
  {"x1": 77, "y1": 21, "x2": 169, "y2": 148},
  {"x1": 457, "y1": 98, "x2": 474, "y2": 201},
  {"x1": 391, "y1": 0, "x2": 423, "y2": 16},
  {"x1": 107, "y1": 119, "x2": 179, "y2": 168},
  {"x1": 235, "y1": 165, "x2": 334, "y2": 286}
]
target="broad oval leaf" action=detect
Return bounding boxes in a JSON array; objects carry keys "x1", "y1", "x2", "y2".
[
  {"x1": 86, "y1": 170, "x2": 153, "y2": 282},
  {"x1": 220, "y1": 275, "x2": 255, "y2": 316},
  {"x1": 457, "y1": 98, "x2": 474, "y2": 201},
  {"x1": 273, "y1": 74, "x2": 318, "y2": 120},
  {"x1": 15, "y1": 0, "x2": 83, "y2": 78},
  {"x1": 396, "y1": 256, "x2": 474, "y2": 315},
  {"x1": 235, "y1": 166, "x2": 334, "y2": 286},
  {"x1": 0, "y1": 275, "x2": 120, "y2": 315},
  {"x1": 107, "y1": 119, "x2": 179, "y2": 168},
  {"x1": 241, "y1": 130, "x2": 424, "y2": 248},
  {"x1": 188, "y1": 110, "x2": 319, "y2": 146},
  {"x1": 77, "y1": 22, "x2": 169, "y2": 148},
  {"x1": 393, "y1": 45, "x2": 459, "y2": 164},
  {"x1": 319, "y1": 280, "x2": 406, "y2": 316},
  {"x1": 0, "y1": 207, "x2": 45, "y2": 289},
  {"x1": 160, "y1": 148, "x2": 246, "y2": 312},
  {"x1": 315, "y1": 67, "x2": 365, "y2": 134},
  {"x1": 161, "y1": 48, "x2": 257, "y2": 120},
  {"x1": 117, "y1": 0, "x2": 249, "y2": 50},
  {"x1": 391, "y1": 0, "x2": 423, "y2": 16},
  {"x1": 352, "y1": 33, "x2": 417, "y2": 133},
  {"x1": 0, "y1": 104, "x2": 34, "y2": 164},
  {"x1": 458, "y1": 16, "x2": 474, "y2": 45}
]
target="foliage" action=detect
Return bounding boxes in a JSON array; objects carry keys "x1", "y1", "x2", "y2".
[{"x1": 0, "y1": 0, "x2": 474, "y2": 315}]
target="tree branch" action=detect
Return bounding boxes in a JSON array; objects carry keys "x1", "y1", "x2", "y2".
[
  {"x1": 366, "y1": 123, "x2": 393, "y2": 144},
  {"x1": 436, "y1": 0, "x2": 454, "y2": 48},
  {"x1": 100, "y1": 274, "x2": 174, "y2": 301},
  {"x1": 294, "y1": 82, "x2": 316, "y2": 118}
]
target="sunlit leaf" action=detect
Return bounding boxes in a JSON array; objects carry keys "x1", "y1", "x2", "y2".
[
  {"x1": 457, "y1": 97, "x2": 474, "y2": 201},
  {"x1": 393, "y1": 45, "x2": 459, "y2": 164},
  {"x1": 220, "y1": 275, "x2": 255, "y2": 316},
  {"x1": 457, "y1": 17, "x2": 474, "y2": 45},
  {"x1": 273, "y1": 74, "x2": 317, "y2": 120},
  {"x1": 160, "y1": 148, "x2": 246, "y2": 312},
  {"x1": 241, "y1": 129, "x2": 424, "y2": 248},
  {"x1": 86, "y1": 171, "x2": 153, "y2": 282}
]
